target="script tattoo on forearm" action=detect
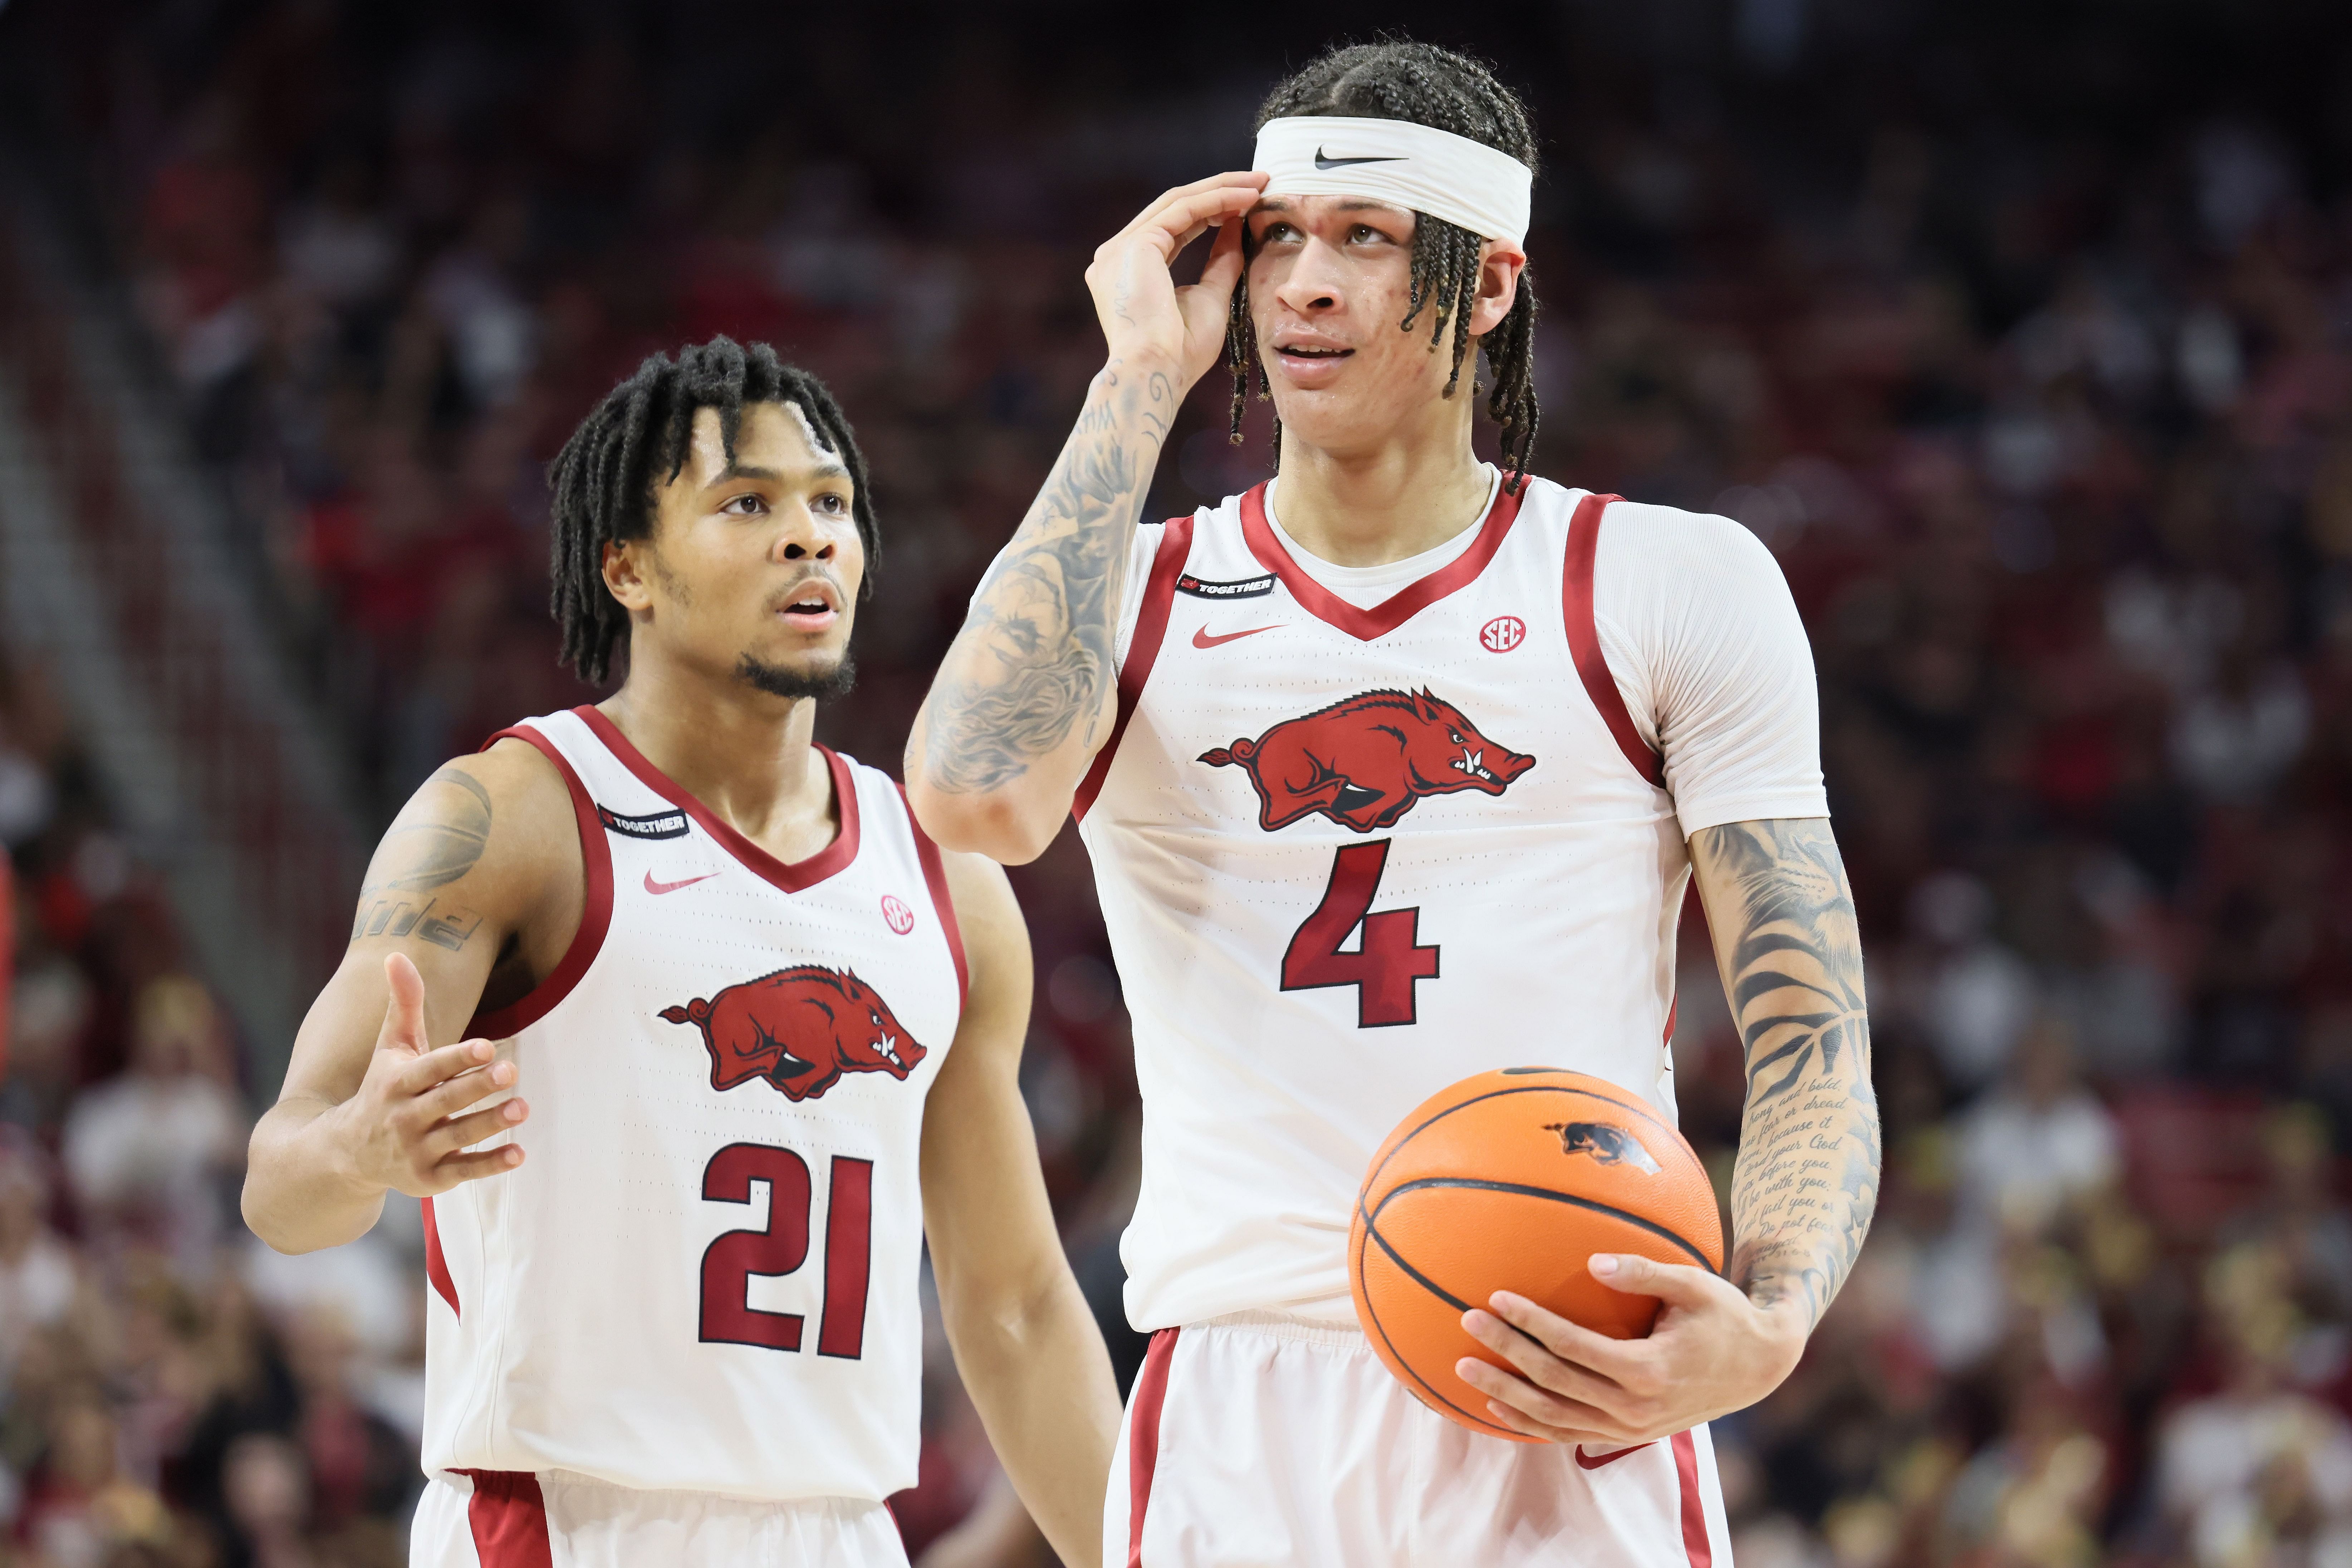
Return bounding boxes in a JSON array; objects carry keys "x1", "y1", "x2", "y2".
[
  {"x1": 349, "y1": 766, "x2": 493, "y2": 951},
  {"x1": 1695, "y1": 818, "x2": 1880, "y2": 1332},
  {"x1": 920, "y1": 361, "x2": 1175, "y2": 792}
]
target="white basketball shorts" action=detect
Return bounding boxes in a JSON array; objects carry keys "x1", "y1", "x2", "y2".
[
  {"x1": 411, "y1": 1470, "x2": 908, "y2": 1568},
  {"x1": 1104, "y1": 1313, "x2": 1733, "y2": 1568}
]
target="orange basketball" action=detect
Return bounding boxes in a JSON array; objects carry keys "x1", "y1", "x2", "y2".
[{"x1": 1348, "y1": 1067, "x2": 1725, "y2": 1441}]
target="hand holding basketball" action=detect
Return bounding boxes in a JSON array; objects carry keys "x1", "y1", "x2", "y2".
[
  {"x1": 1350, "y1": 1068, "x2": 1730, "y2": 1441},
  {"x1": 327, "y1": 952, "x2": 529, "y2": 1199},
  {"x1": 1455, "y1": 1258, "x2": 1808, "y2": 1447},
  {"x1": 1084, "y1": 172, "x2": 1266, "y2": 390}
]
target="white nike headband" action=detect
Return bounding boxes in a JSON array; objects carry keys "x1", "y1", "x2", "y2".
[{"x1": 1251, "y1": 116, "x2": 1533, "y2": 246}]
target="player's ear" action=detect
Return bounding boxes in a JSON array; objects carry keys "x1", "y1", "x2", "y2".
[
  {"x1": 1469, "y1": 240, "x2": 1525, "y2": 338},
  {"x1": 603, "y1": 538, "x2": 655, "y2": 613}
]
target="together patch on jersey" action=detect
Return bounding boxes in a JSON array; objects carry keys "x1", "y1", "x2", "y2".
[
  {"x1": 1177, "y1": 572, "x2": 1277, "y2": 601},
  {"x1": 599, "y1": 804, "x2": 690, "y2": 840}
]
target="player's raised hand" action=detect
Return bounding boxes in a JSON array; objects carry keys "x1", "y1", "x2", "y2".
[
  {"x1": 1452, "y1": 1254, "x2": 1808, "y2": 1446},
  {"x1": 1083, "y1": 171, "x2": 1266, "y2": 390},
  {"x1": 328, "y1": 952, "x2": 528, "y2": 1198}
]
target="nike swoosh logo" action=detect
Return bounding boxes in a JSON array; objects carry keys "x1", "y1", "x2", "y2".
[
  {"x1": 1315, "y1": 149, "x2": 1406, "y2": 171},
  {"x1": 644, "y1": 870, "x2": 719, "y2": 896},
  {"x1": 1574, "y1": 1443, "x2": 1655, "y2": 1471},
  {"x1": 1193, "y1": 624, "x2": 1277, "y2": 649}
]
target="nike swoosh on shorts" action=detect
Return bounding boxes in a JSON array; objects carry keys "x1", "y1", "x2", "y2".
[{"x1": 1573, "y1": 1442, "x2": 1655, "y2": 1471}]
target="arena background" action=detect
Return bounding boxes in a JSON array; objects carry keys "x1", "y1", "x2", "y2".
[{"x1": 1, "y1": 0, "x2": 2350, "y2": 1563}]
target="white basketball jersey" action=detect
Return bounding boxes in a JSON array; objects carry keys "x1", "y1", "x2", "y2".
[
  {"x1": 418, "y1": 705, "x2": 965, "y2": 1502},
  {"x1": 1077, "y1": 477, "x2": 1697, "y2": 1332}
]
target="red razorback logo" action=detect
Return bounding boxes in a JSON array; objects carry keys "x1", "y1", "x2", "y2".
[
  {"x1": 1199, "y1": 688, "x2": 1535, "y2": 833},
  {"x1": 659, "y1": 966, "x2": 926, "y2": 1102}
]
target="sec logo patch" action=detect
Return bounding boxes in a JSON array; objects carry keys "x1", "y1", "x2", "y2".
[
  {"x1": 881, "y1": 895, "x2": 916, "y2": 935},
  {"x1": 1480, "y1": 615, "x2": 1527, "y2": 653}
]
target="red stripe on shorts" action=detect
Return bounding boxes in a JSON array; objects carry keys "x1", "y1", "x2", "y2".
[
  {"x1": 1126, "y1": 1327, "x2": 1180, "y2": 1568},
  {"x1": 1671, "y1": 1430, "x2": 1712, "y2": 1567},
  {"x1": 459, "y1": 1469, "x2": 553, "y2": 1568}
]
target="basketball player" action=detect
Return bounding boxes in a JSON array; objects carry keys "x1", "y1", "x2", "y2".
[
  {"x1": 908, "y1": 42, "x2": 1879, "y2": 1567},
  {"x1": 242, "y1": 340, "x2": 1120, "y2": 1567}
]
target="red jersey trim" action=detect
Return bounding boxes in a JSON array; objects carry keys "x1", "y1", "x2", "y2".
[
  {"x1": 1073, "y1": 516, "x2": 1195, "y2": 822},
  {"x1": 572, "y1": 705, "x2": 861, "y2": 894},
  {"x1": 1562, "y1": 494, "x2": 1666, "y2": 787},
  {"x1": 1672, "y1": 1429, "x2": 1714, "y2": 1566},
  {"x1": 898, "y1": 783, "x2": 969, "y2": 1006},
  {"x1": 456, "y1": 1470, "x2": 554, "y2": 1567},
  {"x1": 1238, "y1": 477, "x2": 1527, "y2": 642},
  {"x1": 468, "y1": 724, "x2": 615, "y2": 1039},
  {"x1": 421, "y1": 1196, "x2": 459, "y2": 1319},
  {"x1": 1126, "y1": 1327, "x2": 1180, "y2": 1567}
]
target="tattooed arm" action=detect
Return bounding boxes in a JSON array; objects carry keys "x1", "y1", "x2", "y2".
[
  {"x1": 242, "y1": 740, "x2": 581, "y2": 1252},
  {"x1": 1457, "y1": 815, "x2": 1876, "y2": 1445},
  {"x1": 907, "y1": 172, "x2": 1264, "y2": 862},
  {"x1": 908, "y1": 362, "x2": 1172, "y2": 833},
  {"x1": 1693, "y1": 817, "x2": 1878, "y2": 1331}
]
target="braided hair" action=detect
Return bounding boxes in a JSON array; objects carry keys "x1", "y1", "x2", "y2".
[
  {"x1": 546, "y1": 337, "x2": 879, "y2": 685},
  {"x1": 1229, "y1": 41, "x2": 1542, "y2": 489}
]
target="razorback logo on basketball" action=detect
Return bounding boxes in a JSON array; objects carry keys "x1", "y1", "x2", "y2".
[
  {"x1": 1543, "y1": 1121, "x2": 1661, "y2": 1175},
  {"x1": 1199, "y1": 688, "x2": 1535, "y2": 832},
  {"x1": 659, "y1": 967, "x2": 926, "y2": 1102}
]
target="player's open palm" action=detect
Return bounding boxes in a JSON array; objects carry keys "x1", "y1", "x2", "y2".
[
  {"x1": 1084, "y1": 171, "x2": 1265, "y2": 389},
  {"x1": 332, "y1": 952, "x2": 528, "y2": 1197}
]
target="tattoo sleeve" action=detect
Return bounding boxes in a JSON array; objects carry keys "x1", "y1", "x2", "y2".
[
  {"x1": 918, "y1": 359, "x2": 1176, "y2": 794},
  {"x1": 1692, "y1": 818, "x2": 1880, "y2": 1332},
  {"x1": 350, "y1": 766, "x2": 491, "y2": 953}
]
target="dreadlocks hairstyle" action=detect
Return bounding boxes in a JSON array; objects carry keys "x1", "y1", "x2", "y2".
[
  {"x1": 1229, "y1": 41, "x2": 1543, "y2": 490},
  {"x1": 545, "y1": 337, "x2": 879, "y2": 686}
]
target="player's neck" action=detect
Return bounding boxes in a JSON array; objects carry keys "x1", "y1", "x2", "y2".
[
  {"x1": 1269, "y1": 415, "x2": 1491, "y2": 569},
  {"x1": 598, "y1": 665, "x2": 837, "y2": 860}
]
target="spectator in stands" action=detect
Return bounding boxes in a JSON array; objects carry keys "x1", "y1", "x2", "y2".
[
  {"x1": 2158, "y1": 1243, "x2": 2352, "y2": 1566},
  {"x1": 218, "y1": 1430, "x2": 310, "y2": 1568},
  {"x1": 275, "y1": 1303, "x2": 414, "y2": 1535},
  {"x1": 14, "y1": 1393, "x2": 171, "y2": 1565},
  {"x1": 1904, "y1": 870, "x2": 2039, "y2": 1097},
  {"x1": 0, "y1": 1133, "x2": 76, "y2": 1384},
  {"x1": 63, "y1": 975, "x2": 244, "y2": 1270},
  {"x1": 1, "y1": 844, "x2": 13, "y2": 1085},
  {"x1": 2226, "y1": 1103, "x2": 2352, "y2": 1327},
  {"x1": 1954, "y1": 1014, "x2": 2122, "y2": 1240},
  {"x1": 1, "y1": 959, "x2": 89, "y2": 1136}
]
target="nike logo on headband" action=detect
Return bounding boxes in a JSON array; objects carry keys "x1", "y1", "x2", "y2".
[{"x1": 1314, "y1": 149, "x2": 1406, "y2": 170}]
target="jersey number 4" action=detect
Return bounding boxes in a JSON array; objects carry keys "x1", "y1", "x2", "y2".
[
  {"x1": 1283, "y1": 839, "x2": 1439, "y2": 1028},
  {"x1": 699, "y1": 1143, "x2": 871, "y2": 1358}
]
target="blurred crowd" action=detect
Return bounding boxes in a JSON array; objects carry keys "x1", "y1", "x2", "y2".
[
  {"x1": 4, "y1": 1, "x2": 2352, "y2": 1564},
  {"x1": 0, "y1": 647, "x2": 425, "y2": 1568}
]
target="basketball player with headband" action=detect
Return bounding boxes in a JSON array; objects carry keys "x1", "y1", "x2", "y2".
[{"x1": 912, "y1": 41, "x2": 1878, "y2": 1566}]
